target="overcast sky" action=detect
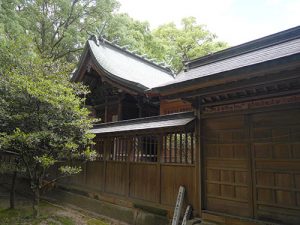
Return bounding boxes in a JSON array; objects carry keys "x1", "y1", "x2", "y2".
[{"x1": 117, "y1": 0, "x2": 300, "y2": 46}]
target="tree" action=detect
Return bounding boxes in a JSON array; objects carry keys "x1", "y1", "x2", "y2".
[
  {"x1": 152, "y1": 17, "x2": 228, "y2": 72},
  {"x1": 104, "y1": 15, "x2": 228, "y2": 73},
  {"x1": 0, "y1": 0, "x2": 119, "y2": 66},
  {"x1": 104, "y1": 13, "x2": 170, "y2": 69},
  {"x1": 0, "y1": 57, "x2": 96, "y2": 217},
  {"x1": 104, "y1": 13, "x2": 151, "y2": 53}
]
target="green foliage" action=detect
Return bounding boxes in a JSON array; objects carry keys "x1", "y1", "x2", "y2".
[
  {"x1": 0, "y1": 0, "x2": 107, "y2": 216},
  {"x1": 152, "y1": 17, "x2": 228, "y2": 72},
  {"x1": 104, "y1": 13, "x2": 155, "y2": 56},
  {"x1": 104, "y1": 15, "x2": 228, "y2": 72},
  {"x1": 0, "y1": 68, "x2": 96, "y2": 174},
  {"x1": 34, "y1": 155, "x2": 57, "y2": 169},
  {"x1": 0, "y1": 0, "x2": 119, "y2": 67},
  {"x1": 59, "y1": 166, "x2": 82, "y2": 176},
  {"x1": 0, "y1": 48, "x2": 96, "y2": 217},
  {"x1": 0, "y1": 1, "x2": 227, "y2": 73}
]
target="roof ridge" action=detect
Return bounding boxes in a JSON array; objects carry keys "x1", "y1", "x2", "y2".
[
  {"x1": 92, "y1": 36, "x2": 175, "y2": 77},
  {"x1": 185, "y1": 25, "x2": 300, "y2": 70}
]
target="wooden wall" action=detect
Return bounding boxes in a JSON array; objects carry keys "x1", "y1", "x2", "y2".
[
  {"x1": 61, "y1": 130, "x2": 198, "y2": 215},
  {"x1": 160, "y1": 99, "x2": 192, "y2": 115},
  {"x1": 202, "y1": 107, "x2": 300, "y2": 224},
  {"x1": 63, "y1": 161, "x2": 197, "y2": 212}
]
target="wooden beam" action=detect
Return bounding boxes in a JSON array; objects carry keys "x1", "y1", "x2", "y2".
[
  {"x1": 161, "y1": 68, "x2": 300, "y2": 100},
  {"x1": 202, "y1": 88, "x2": 300, "y2": 107}
]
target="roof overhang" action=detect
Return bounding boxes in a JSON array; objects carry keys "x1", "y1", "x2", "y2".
[
  {"x1": 91, "y1": 111, "x2": 195, "y2": 135},
  {"x1": 150, "y1": 53, "x2": 300, "y2": 98},
  {"x1": 71, "y1": 43, "x2": 145, "y2": 95},
  {"x1": 72, "y1": 39, "x2": 174, "y2": 95},
  {"x1": 89, "y1": 51, "x2": 147, "y2": 94}
]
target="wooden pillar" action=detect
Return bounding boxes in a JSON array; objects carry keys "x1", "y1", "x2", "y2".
[
  {"x1": 126, "y1": 135, "x2": 132, "y2": 198},
  {"x1": 104, "y1": 96, "x2": 108, "y2": 123},
  {"x1": 137, "y1": 97, "x2": 143, "y2": 118},
  {"x1": 118, "y1": 93, "x2": 123, "y2": 121},
  {"x1": 157, "y1": 133, "x2": 162, "y2": 204},
  {"x1": 195, "y1": 97, "x2": 203, "y2": 217},
  {"x1": 103, "y1": 137, "x2": 109, "y2": 192}
]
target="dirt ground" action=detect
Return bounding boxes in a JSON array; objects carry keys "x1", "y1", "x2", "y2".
[{"x1": 0, "y1": 185, "x2": 129, "y2": 225}]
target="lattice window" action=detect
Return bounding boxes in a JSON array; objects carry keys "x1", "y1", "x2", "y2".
[
  {"x1": 96, "y1": 131, "x2": 194, "y2": 164},
  {"x1": 131, "y1": 136, "x2": 158, "y2": 162},
  {"x1": 109, "y1": 137, "x2": 129, "y2": 161},
  {"x1": 162, "y1": 131, "x2": 195, "y2": 164},
  {"x1": 94, "y1": 138, "x2": 105, "y2": 160}
]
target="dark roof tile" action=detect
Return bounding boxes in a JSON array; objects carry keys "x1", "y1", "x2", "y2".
[
  {"x1": 152, "y1": 26, "x2": 300, "y2": 91},
  {"x1": 87, "y1": 39, "x2": 174, "y2": 90},
  {"x1": 91, "y1": 111, "x2": 195, "y2": 134}
]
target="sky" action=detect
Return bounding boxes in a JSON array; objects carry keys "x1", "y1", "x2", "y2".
[{"x1": 117, "y1": 0, "x2": 300, "y2": 46}]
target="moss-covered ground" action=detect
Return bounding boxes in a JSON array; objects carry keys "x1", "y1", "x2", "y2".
[{"x1": 0, "y1": 186, "x2": 112, "y2": 225}]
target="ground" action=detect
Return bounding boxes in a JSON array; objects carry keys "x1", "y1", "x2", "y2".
[{"x1": 0, "y1": 186, "x2": 127, "y2": 225}]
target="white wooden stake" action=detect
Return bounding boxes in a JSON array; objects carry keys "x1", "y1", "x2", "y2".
[
  {"x1": 171, "y1": 186, "x2": 185, "y2": 225},
  {"x1": 181, "y1": 205, "x2": 192, "y2": 225}
]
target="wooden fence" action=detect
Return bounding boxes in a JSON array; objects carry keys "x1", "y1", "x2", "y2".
[{"x1": 60, "y1": 129, "x2": 197, "y2": 211}]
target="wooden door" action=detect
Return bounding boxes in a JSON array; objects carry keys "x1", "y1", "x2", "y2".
[
  {"x1": 203, "y1": 115, "x2": 253, "y2": 217},
  {"x1": 252, "y1": 109, "x2": 300, "y2": 224}
]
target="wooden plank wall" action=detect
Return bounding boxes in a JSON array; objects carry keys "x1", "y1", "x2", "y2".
[
  {"x1": 129, "y1": 163, "x2": 159, "y2": 202},
  {"x1": 203, "y1": 116, "x2": 252, "y2": 217},
  {"x1": 160, "y1": 99, "x2": 192, "y2": 115},
  {"x1": 202, "y1": 108, "x2": 300, "y2": 224},
  {"x1": 252, "y1": 109, "x2": 300, "y2": 224},
  {"x1": 60, "y1": 130, "x2": 197, "y2": 214}
]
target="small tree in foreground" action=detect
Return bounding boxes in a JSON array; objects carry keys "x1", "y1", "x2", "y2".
[{"x1": 0, "y1": 65, "x2": 96, "y2": 217}]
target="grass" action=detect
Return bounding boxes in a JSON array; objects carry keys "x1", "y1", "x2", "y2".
[
  {"x1": 87, "y1": 218, "x2": 109, "y2": 225},
  {"x1": 0, "y1": 199, "x2": 110, "y2": 225},
  {"x1": 0, "y1": 206, "x2": 75, "y2": 225}
]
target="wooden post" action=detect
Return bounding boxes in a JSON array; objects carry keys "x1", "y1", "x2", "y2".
[
  {"x1": 118, "y1": 93, "x2": 123, "y2": 121},
  {"x1": 126, "y1": 136, "x2": 131, "y2": 198},
  {"x1": 195, "y1": 97, "x2": 202, "y2": 217},
  {"x1": 103, "y1": 137, "x2": 109, "y2": 192},
  {"x1": 104, "y1": 96, "x2": 108, "y2": 122},
  {"x1": 157, "y1": 134, "x2": 162, "y2": 204},
  {"x1": 137, "y1": 96, "x2": 142, "y2": 118}
]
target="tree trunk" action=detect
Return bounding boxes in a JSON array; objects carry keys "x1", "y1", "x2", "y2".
[
  {"x1": 32, "y1": 188, "x2": 40, "y2": 218},
  {"x1": 9, "y1": 171, "x2": 17, "y2": 209}
]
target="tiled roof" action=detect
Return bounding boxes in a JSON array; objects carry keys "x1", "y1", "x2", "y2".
[
  {"x1": 91, "y1": 111, "x2": 195, "y2": 134},
  {"x1": 75, "y1": 37, "x2": 174, "y2": 91},
  {"x1": 152, "y1": 26, "x2": 300, "y2": 91}
]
